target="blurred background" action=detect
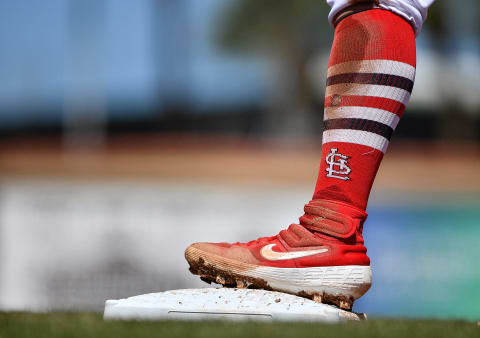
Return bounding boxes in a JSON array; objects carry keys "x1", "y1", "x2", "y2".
[{"x1": 0, "y1": 0, "x2": 479, "y2": 320}]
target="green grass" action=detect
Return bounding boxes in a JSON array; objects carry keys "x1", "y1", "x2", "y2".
[{"x1": 0, "y1": 313, "x2": 478, "y2": 338}]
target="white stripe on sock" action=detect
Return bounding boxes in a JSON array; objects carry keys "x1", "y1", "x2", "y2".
[
  {"x1": 322, "y1": 129, "x2": 389, "y2": 153},
  {"x1": 324, "y1": 106, "x2": 400, "y2": 130},
  {"x1": 326, "y1": 83, "x2": 411, "y2": 106},
  {"x1": 327, "y1": 60, "x2": 416, "y2": 80}
]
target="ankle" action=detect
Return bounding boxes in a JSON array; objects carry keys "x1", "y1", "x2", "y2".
[{"x1": 300, "y1": 199, "x2": 368, "y2": 238}]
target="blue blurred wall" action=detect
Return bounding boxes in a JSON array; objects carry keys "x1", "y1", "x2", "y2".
[{"x1": 0, "y1": 0, "x2": 268, "y2": 129}]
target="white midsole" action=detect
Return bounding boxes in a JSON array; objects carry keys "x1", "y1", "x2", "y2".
[
  {"x1": 187, "y1": 247, "x2": 372, "y2": 299},
  {"x1": 248, "y1": 265, "x2": 372, "y2": 299}
]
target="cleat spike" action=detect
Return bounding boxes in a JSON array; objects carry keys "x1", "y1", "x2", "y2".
[
  {"x1": 339, "y1": 300, "x2": 352, "y2": 311},
  {"x1": 236, "y1": 280, "x2": 246, "y2": 288},
  {"x1": 313, "y1": 294, "x2": 322, "y2": 303},
  {"x1": 216, "y1": 275, "x2": 225, "y2": 284}
]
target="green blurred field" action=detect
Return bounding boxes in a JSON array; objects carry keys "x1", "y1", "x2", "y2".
[{"x1": 1, "y1": 313, "x2": 478, "y2": 338}]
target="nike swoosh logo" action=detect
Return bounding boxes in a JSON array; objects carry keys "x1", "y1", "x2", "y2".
[{"x1": 260, "y1": 244, "x2": 328, "y2": 261}]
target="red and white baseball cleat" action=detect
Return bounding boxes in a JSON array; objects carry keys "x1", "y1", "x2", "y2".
[{"x1": 185, "y1": 199, "x2": 372, "y2": 310}]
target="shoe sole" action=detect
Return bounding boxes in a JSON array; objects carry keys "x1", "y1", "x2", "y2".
[{"x1": 185, "y1": 246, "x2": 371, "y2": 311}]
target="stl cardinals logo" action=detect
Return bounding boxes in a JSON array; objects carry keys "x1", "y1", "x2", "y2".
[{"x1": 325, "y1": 148, "x2": 351, "y2": 180}]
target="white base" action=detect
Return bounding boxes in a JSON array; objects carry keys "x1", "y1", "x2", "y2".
[{"x1": 104, "y1": 288, "x2": 366, "y2": 322}]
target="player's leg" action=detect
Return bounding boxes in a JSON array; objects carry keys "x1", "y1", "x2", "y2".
[
  {"x1": 314, "y1": 7, "x2": 417, "y2": 210},
  {"x1": 185, "y1": 2, "x2": 430, "y2": 311}
]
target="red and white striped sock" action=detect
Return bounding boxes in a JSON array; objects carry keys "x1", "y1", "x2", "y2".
[{"x1": 313, "y1": 9, "x2": 416, "y2": 210}]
